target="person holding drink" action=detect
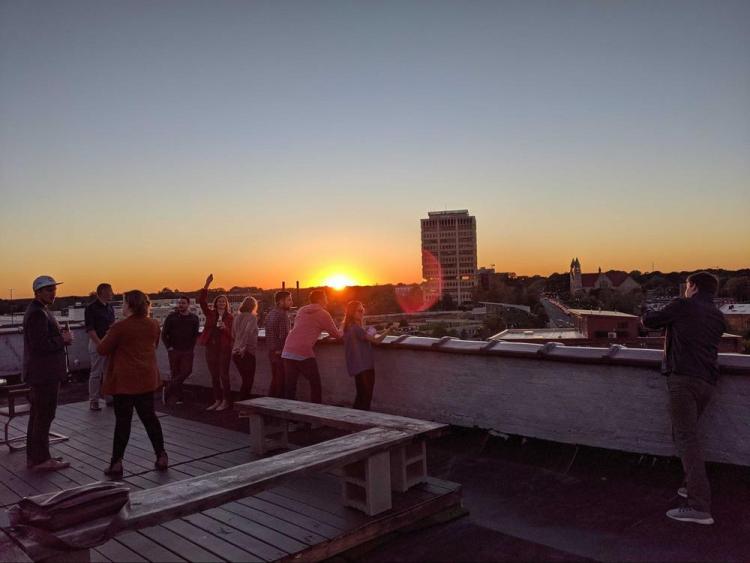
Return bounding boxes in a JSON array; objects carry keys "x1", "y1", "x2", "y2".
[
  {"x1": 198, "y1": 274, "x2": 234, "y2": 411},
  {"x1": 22, "y1": 275, "x2": 72, "y2": 471}
]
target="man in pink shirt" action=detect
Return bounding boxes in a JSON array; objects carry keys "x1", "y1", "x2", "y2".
[{"x1": 282, "y1": 289, "x2": 342, "y2": 403}]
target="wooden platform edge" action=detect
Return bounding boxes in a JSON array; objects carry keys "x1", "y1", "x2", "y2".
[{"x1": 281, "y1": 479, "x2": 464, "y2": 563}]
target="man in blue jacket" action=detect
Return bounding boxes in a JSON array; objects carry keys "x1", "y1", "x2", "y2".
[
  {"x1": 641, "y1": 271, "x2": 726, "y2": 525},
  {"x1": 23, "y1": 276, "x2": 73, "y2": 471}
]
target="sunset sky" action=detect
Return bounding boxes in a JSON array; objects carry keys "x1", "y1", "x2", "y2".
[{"x1": 1, "y1": 0, "x2": 748, "y2": 298}]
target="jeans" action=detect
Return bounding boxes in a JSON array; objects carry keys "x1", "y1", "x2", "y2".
[
  {"x1": 268, "y1": 352, "x2": 285, "y2": 398},
  {"x1": 283, "y1": 358, "x2": 322, "y2": 404},
  {"x1": 232, "y1": 352, "x2": 256, "y2": 401},
  {"x1": 205, "y1": 344, "x2": 232, "y2": 402},
  {"x1": 111, "y1": 392, "x2": 165, "y2": 464},
  {"x1": 88, "y1": 340, "x2": 109, "y2": 402},
  {"x1": 353, "y1": 369, "x2": 375, "y2": 411},
  {"x1": 668, "y1": 375, "x2": 715, "y2": 512},
  {"x1": 26, "y1": 383, "x2": 59, "y2": 465},
  {"x1": 166, "y1": 349, "x2": 195, "y2": 402}
]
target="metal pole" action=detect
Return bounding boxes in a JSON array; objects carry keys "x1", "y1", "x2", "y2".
[{"x1": 8, "y1": 289, "x2": 13, "y2": 325}]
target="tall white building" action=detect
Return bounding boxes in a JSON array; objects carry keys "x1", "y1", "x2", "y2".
[{"x1": 421, "y1": 210, "x2": 477, "y2": 306}]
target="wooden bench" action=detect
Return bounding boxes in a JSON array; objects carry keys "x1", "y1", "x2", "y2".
[
  {"x1": 4, "y1": 427, "x2": 413, "y2": 562},
  {"x1": 234, "y1": 397, "x2": 449, "y2": 513},
  {"x1": 0, "y1": 382, "x2": 68, "y2": 452}
]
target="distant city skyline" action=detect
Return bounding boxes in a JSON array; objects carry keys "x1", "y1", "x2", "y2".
[{"x1": 2, "y1": 0, "x2": 749, "y2": 298}]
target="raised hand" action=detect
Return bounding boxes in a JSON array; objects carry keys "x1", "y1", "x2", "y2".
[{"x1": 204, "y1": 273, "x2": 214, "y2": 289}]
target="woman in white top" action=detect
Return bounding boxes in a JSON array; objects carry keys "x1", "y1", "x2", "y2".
[{"x1": 232, "y1": 296, "x2": 259, "y2": 401}]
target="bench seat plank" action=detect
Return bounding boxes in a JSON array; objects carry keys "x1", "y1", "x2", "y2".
[
  {"x1": 10, "y1": 427, "x2": 411, "y2": 560},
  {"x1": 235, "y1": 398, "x2": 448, "y2": 438}
]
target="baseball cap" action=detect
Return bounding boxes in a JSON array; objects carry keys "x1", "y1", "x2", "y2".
[{"x1": 32, "y1": 276, "x2": 63, "y2": 292}]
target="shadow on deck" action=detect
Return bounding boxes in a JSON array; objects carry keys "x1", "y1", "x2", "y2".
[{"x1": 0, "y1": 401, "x2": 462, "y2": 562}]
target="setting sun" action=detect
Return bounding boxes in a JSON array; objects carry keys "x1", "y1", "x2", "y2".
[{"x1": 323, "y1": 274, "x2": 357, "y2": 291}]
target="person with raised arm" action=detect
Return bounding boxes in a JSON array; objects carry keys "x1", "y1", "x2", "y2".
[
  {"x1": 281, "y1": 289, "x2": 341, "y2": 404},
  {"x1": 341, "y1": 301, "x2": 397, "y2": 410},
  {"x1": 198, "y1": 274, "x2": 234, "y2": 411}
]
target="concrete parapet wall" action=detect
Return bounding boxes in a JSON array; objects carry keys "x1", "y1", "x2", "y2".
[{"x1": 2, "y1": 328, "x2": 750, "y2": 465}]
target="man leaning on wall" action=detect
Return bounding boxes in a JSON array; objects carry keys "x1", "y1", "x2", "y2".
[{"x1": 641, "y1": 271, "x2": 726, "y2": 525}]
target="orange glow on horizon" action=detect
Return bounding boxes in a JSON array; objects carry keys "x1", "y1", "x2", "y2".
[{"x1": 322, "y1": 274, "x2": 358, "y2": 291}]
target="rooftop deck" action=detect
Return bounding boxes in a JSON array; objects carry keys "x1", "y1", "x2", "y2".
[{"x1": 0, "y1": 401, "x2": 461, "y2": 562}]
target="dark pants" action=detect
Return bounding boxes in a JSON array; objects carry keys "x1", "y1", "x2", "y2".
[
  {"x1": 26, "y1": 383, "x2": 59, "y2": 465},
  {"x1": 166, "y1": 349, "x2": 194, "y2": 402},
  {"x1": 353, "y1": 369, "x2": 375, "y2": 411},
  {"x1": 668, "y1": 375, "x2": 715, "y2": 512},
  {"x1": 112, "y1": 392, "x2": 165, "y2": 464},
  {"x1": 205, "y1": 344, "x2": 232, "y2": 402},
  {"x1": 283, "y1": 358, "x2": 322, "y2": 404},
  {"x1": 268, "y1": 352, "x2": 285, "y2": 398},
  {"x1": 232, "y1": 352, "x2": 256, "y2": 401}
]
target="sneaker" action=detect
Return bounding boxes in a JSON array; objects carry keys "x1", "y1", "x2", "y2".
[
  {"x1": 206, "y1": 401, "x2": 220, "y2": 411},
  {"x1": 666, "y1": 506, "x2": 714, "y2": 525},
  {"x1": 215, "y1": 400, "x2": 231, "y2": 412},
  {"x1": 678, "y1": 487, "x2": 688, "y2": 498},
  {"x1": 90, "y1": 400, "x2": 101, "y2": 411}
]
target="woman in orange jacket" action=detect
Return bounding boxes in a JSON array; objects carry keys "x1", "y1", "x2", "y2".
[{"x1": 98, "y1": 290, "x2": 167, "y2": 476}]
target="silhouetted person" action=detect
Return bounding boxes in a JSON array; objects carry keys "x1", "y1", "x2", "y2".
[
  {"x1": 264, "y1": 291, "x2": 292, "y2": 398},
  {"x1": 162, "y1": 295, "x2": 200, "y2": 405},
  {"x1": 642, "y1": 271, "x2": 726, "y2": 525},
  {"x1": 85, "y1": 282, "x2": 115, "y2": 410},
  {"x1": 22, "y1": 275, "x2": 71, "y2": 471},
  {"x1": 98, "y1": 290, "x2": 167, "y2": 476},
  {"x1": 282, "y1": 289, "x2": 341, "y2": 403}
]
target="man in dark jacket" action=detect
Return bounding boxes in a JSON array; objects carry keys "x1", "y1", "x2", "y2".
[
  {"x1": 23, "y1": 275, "x2": 73, "y2": 471},
  {"x1": 161, "y1": 295, "x2": 200, "y2": 405},
  {"x1": 641, "y1": 271, "x2": 726, "y2": 525}
]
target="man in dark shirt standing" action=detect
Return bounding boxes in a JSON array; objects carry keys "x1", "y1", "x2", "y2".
[
  {"x1": 264, "y1": 291, "x2": 292, "y2": 398},
  {"x1": 642, "y1": 271, "x2": 726, "y2": 525},
  {"x1": 23, "y1": 276, "x2": 72, "y2": 471},
  {"x1": 162, "y1": 295, "x2": 200, "y2": 405},
  {"x1": 85, "y1": 283, "x2": 115, "y2": 411}
]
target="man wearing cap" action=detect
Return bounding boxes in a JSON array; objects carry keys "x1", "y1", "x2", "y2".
[{"x1": 22, "y1": 276, "x2": 72, "y2": 471}]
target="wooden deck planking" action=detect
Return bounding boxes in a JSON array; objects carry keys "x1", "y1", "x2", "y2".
[{"x1": 0, "y1": 401, "x2": 462, "y2": 563}]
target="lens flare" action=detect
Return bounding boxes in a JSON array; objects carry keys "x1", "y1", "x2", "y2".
[{"x1": 395, "y1": 250, "x2": 442, "y2": 313}]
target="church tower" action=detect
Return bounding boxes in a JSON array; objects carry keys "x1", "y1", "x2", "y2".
[{"x1": 569, "y1": 257, "x2": 582, "y2": 293}]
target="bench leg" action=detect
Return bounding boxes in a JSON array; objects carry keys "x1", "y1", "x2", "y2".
[
  {"x1": 248, "y1": 414, "x2": 266, "y2": 455},
  {"x1": 342, "y1": 451, "x2": 392, "y2": 516},
  {"x1": 248, "y1": 415, "x2": 289, "y2": 456},
  {"x1": 390, "y1": 439, "x2": 427, "y2": 493}
]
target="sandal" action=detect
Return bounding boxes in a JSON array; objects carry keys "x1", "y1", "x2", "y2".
[{"x1": 31, "y1": 458, "x2": 70, "y2": 471}]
